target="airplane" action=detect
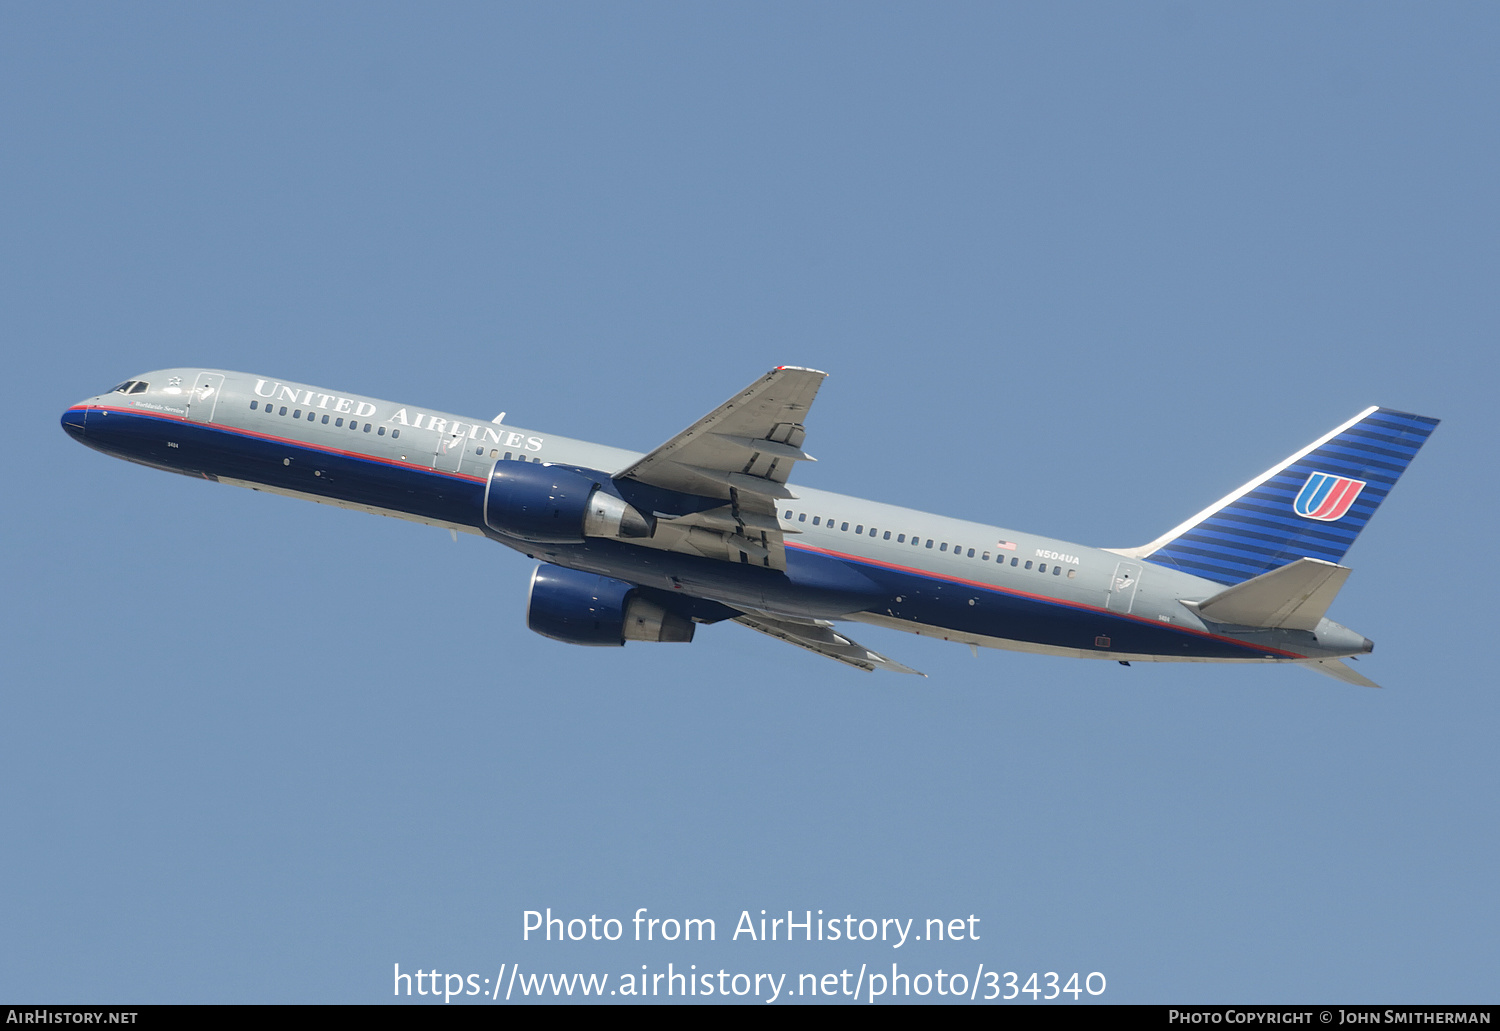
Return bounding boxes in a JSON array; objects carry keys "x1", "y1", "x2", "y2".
[{"x1": 61, "y1": 368, "x2": 1438, "y2": 685}]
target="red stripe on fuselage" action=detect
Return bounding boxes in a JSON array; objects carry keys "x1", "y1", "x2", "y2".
[
  {"x1": 784, "y1": 540, "x2": 1306, "y2": 659},
  {"x1": 75, "y1": 403, "x2": 489, "y2": 483},
  {"x1": 77, "y1": 405, "x2": 1306, "y2": 659}
]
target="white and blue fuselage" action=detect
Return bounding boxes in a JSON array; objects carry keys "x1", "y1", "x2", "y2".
[{"x1": 64, "y1": 368, "x2": 1437, "y2": 681}]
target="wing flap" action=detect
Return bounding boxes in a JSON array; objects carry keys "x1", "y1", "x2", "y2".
[
  {"x1": 671, "y1": 465, "x2": 799, "y2": 501},
  {"x1": 712, "y1": 433, "x2": 817, "y2": 463}
]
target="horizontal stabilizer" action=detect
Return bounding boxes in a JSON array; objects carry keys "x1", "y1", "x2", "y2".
[
  {"x1": 735, "y1": 614, "x2": 926, "y2": 676},
  {"x1": 1301, "y1": 658, "x2": 1381, "y2": 689},
  {"x1": 1185, "y1": 557, "x2": 1350, "y2": 630}
]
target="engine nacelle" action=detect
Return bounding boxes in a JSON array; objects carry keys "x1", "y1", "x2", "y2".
[
  {"x1": 484, "y1": 460, "x2": 651, "y2": 544},
  {"x1": 525, "y1": 564, "x2": 695, "y2": 647}
]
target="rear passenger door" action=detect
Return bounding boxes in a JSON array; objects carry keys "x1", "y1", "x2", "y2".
[{"x1": 1106, "y1": 561, "x2": 1143, "y2": 613}]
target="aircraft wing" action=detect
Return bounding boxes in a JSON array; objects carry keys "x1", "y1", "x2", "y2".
[
  {"x1": 735, "y1": 613, "x2": 926, "y2": 676},
  {"x1": 615, "y1": 367, "x2": 825, "y2": 571}
]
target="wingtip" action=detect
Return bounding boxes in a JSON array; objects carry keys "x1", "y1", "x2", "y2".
[{"x1": 773, "y1": 365, "x2": 829, "y2": 377}]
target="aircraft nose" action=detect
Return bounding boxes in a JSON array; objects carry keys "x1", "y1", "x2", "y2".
[{"x1": 61, "y1": 406, "x2": 88, "y2": 442}]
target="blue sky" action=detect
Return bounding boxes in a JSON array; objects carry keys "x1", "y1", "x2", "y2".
[{"x1": 3, "y1": 3, "x2": 1496, "y2": 1004}]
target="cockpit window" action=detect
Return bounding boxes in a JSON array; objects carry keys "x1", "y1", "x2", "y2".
[
  {"x1": 129, "y1": 381, "x2": 148, "y2": 394},
  {"x1": 109, "y1": 381, "x2": 150, "y2": 394}
]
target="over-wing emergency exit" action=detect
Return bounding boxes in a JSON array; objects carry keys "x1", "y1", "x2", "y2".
[{"x1": 62, "y1": 368, "x2": 1438, "y2": 685}]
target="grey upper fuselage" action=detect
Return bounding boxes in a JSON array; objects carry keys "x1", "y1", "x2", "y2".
[{"x1": 64, "y1": 368, "x2": 1375, "y2": 664}]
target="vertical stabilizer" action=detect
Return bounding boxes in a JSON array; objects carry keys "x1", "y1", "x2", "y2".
[{"x1": 1117, "y1": 407, "x2": 1438, "y2": 586}]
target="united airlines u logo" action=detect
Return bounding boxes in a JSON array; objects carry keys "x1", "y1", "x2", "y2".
[{"x1": 1293, "y1": 472, "x2": 1367, "y2": 521}]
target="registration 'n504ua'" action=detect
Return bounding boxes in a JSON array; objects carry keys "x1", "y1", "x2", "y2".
[{"x1": 63, "y1": 368, "x2": 1437, "y2": 685}]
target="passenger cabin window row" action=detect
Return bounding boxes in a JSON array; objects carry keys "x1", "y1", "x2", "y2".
[
  {"x1": 783, "y1": 509, "x2": 1079, "y2": 579},
  {"x1": 245, "y1": 401, "x2": 554, "y2": 465},
  {"x1": 249, "y1": 400, "x2": 399, "y2": 438}
]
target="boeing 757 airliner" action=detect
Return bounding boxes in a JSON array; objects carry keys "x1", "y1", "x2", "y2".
[{"x1": 62, "y1": 368, "x2": 1437, "y2": 684}]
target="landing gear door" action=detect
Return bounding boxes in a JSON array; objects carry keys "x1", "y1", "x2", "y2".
[
  {"x1": 1106, "y1": 561, "x2": 1143, "y2": 613},
  {"x1": 185, "y1": 373, "x2": 225, "y2": 424}
]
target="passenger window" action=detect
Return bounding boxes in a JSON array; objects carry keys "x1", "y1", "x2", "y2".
[
  {"x1": 1067, "y1": 569, "x2": 1076, "y2": 579},
  {"x1": 925, "y1": 540, "x2": 933, "y2": 549},
  {"x1": 504, "y1": 452, "x2": 512, "y2": 460},
  {"x1": 785, "y1": 510, "x2": 793, "y2": 519},
  {"x1": 940, "y1": 543, "x2": 948, "y2": 552},
  {"x1": 967, "y1": 548, "x2": 975, "y2": 558},
  {"x1": 1053, "y1": 566, "x2": 1061, "y2": 575},
  {"x1": 278, "y1": 406, "x2": 287, "y2": 416},
  {"x1": 392, "y1": 430, "x2": 400, "y2": 439},
  {"x1": 380, "y1": 427, "x2": 388, "y2": 436},
  {"x1": 883, "y1": 531, "x2": 890, "y2": 540},
  {"x1": 841, "y1": 522, "x2": 849, "y2": 531},
  {"x1": 982, "y1": 552, "x2": 990, "y2": 560},
  {"x1": 322, "y1": 415, "x2": 329, "y2": 424},
  {"x1": 250, "y1": 400, "x2": 258, "y2": 410},
  {"x1": 335, "y1": 418, "x2": 343, "y2": 427},
  {"x1": 1011, "y1": 558, "x2": 1018, "y2": 566},
  {"x1": 812, "y1": 517, "x2": 820, "y2": 526},
  {"x1": 897, "y1": 534, "x2": 905, "y2": 543},
  {"x1": 1039, "y1": 563, "x2": 1047, "y2": 573},
  {"x1": 1025, "y1": 560, "x2": 1033, "y2": 570},
  {"x1": 474, "y1": 446, "x2": 481, "y2": 454},
  {"x1": 365, "y1": 424, "x2": 372, "y2": 433},
  {"x1": 293, "y1": 409, "x2": 302, "y2": 418},
  {"x1": 798, "y1": 513, "x2": 806, "y2": 522},
  {"x1": 855, "y1": 525, "x2": 863, "y2": 534}
]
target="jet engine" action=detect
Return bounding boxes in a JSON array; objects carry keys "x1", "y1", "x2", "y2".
[
  {"x1": 484, "y1": 460, "x2": 652, "y2": 545},
  {"x1": 525, "y1": 564, "x2": 695, "y2": 647}
]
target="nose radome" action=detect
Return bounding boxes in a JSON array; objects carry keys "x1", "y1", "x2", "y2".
[{"x1": 61, "y1": 406, "x2": 88, "y2": 442}]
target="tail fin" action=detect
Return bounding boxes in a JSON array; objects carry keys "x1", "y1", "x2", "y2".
[{"x1": 1116, "y1": 407, "x2": 1438, "y2": 586}]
